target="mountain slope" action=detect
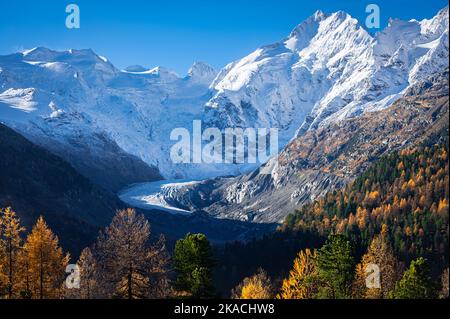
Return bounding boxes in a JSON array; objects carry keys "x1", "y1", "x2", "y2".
[
  {"x1": 205, "y1": 6, "x2": 449, "y2": 145},
  {"x1": 0, "y1": 48, "x2": 217, "y2": 182},
  {"x1": 0, "y1": 123, "x2": 121, "y2": 252},
  {"x1": 215, "y1": 140, "x2": 449, "y2": 296},
  {"x1": 282, "y1": 140, "x2": 449, "y2": 262},
  {"x1": 150, "y1": 68, "x2": 449, "y2": 223}
]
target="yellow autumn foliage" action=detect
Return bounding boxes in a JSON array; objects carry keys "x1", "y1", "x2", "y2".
[{"x1": 279, "y1": 248, "x2": 318, "y2": 299}]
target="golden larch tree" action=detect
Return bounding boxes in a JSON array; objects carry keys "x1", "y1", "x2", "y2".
[
  {"x1": 279, "y1": 248, "x2": 318, "y2": 299},
  {"x1": 94, "y1": 208, "x2": 169, "y2": 299},
  {"x1": 440, "y1": 268, "x2": 449, "y2": 299},
  {"x1": 353, "y1": 225, "x2": 402, "y2": 299},
  {"x1": 0, "y1": 207, "x2": 25, "y2": 299},
  {"x1": 23, "y1": 216, "x2": 69, "y2": 299},
  {"x1": 232, "y1": 268, "x2": 273, "y2": 299},
  {"x1": 76, "y1": 247, "x2": 98, "y2": 299}
]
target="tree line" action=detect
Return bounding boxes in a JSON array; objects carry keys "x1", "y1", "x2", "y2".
[
  {"x1": 0, "y1": 208, "x2": 216, "y2": 299},
  {"x1": 282, "y1": 144, "x2": 449, "y2": 264},
  {"x1": 217, "y1": 142, "x2": 449, "y2": 298},
  {"x1": 1, "y1": 143, "x2": 448, "y2": 299},
  {"x1": 1, "y1": 208, "x2": 448, "y2": 299},
  {"x1": 231, "y1": 231, "x2": 449, "y2": 299},
  {"x1": 0, "y1": 208, "x2": 68, "y2": 299}
]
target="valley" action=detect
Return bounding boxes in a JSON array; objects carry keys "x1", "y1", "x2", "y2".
[
  {"x1": 0, "y1": 5, "x2": 448, "y2": 246},
  {"x1": 0, "y1": 2, "x2": 448, "y2": 301}
]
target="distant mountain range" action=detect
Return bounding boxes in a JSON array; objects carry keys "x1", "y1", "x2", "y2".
[{"x1": 1, "y1": 6, "x2": 448, "y2": 183}]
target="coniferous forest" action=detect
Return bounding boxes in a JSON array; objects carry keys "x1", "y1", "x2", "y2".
[{"x1": 1, "y1": 140, "x2": 448, "y2": 299}]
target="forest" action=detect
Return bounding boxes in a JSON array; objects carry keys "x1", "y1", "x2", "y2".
[
  {"x1": 0, "y1": 142, "x2": 448, "y2": 299},
  {"x1": 217, "y1": 141, "x2": 449, "y2": 298}
]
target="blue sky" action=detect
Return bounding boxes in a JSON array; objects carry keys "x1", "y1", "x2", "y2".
[{"x1": 0, "y1": 0, "x2": 447, "y2": 74}]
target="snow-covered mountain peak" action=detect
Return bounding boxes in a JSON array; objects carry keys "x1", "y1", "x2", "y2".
[
  {"x1": 289, "y1": 9, "x2": 361, "y2": 40},
  {"x1": 0, "y1": 6, "x2": 448, "y2": 183},
  {"x1": 289, "y1": 10, "x2": 327, "y2": 38},
  {"x1": 22, "y1": 47, "x2": 57, "y2": 60},
  {"x1": 206, "y1": 6, "x2": 448, "y2": 144},
  {"x1": 327, "y1": 10, "x2": 356, "y2": 25},
  {"x1": 374, "y1": 18, "x2": 421, "y2": 57},
  {"x1": 420, "y1": 5, "x2": 449, "y2": 36},
  {"x1": 0, "y1": 47, "x2": 220, "y2": 180},
  {"x1": 313, "y1": 9, "x2": 326, "y2": 20},
  {"x1": 22, "y1": 47, "x2": 109, "y2": 65},
  {"x1": 187, "y1": 61, "x2": 216, "y2": 84},
  {"x1": 19, "y1": 47, "x2": 118, "y2": 85}
]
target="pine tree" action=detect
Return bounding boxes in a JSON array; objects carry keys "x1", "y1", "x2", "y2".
[
  {"x1": 0, "y1": 207, "x2": 25, "y2": 299},
  {"x1": 232, "y1": 268, "x2": 273, "y2": 299},
  {"x1": 353, "y1": 225, "x2": 402, "y2": 298},
  {"x1": 316, "y1": 234, "x2": 355, "y2": 299},
  {"x1": 390, "y1": 257, "x2": 437, "y2": 299},
  {"x1": 279, "y1": 248, "x2": 318, "y2": 299},
  {"x1": 23, "y1": 216, "x2": 69, "y2": 299},
  {"x1": 173, "y1": 233, "x2": 215, "y2": 298}
]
